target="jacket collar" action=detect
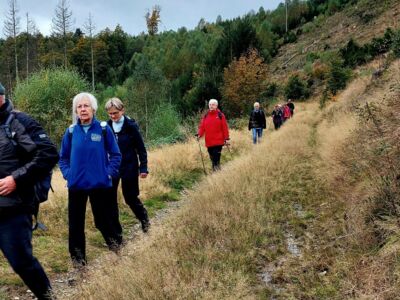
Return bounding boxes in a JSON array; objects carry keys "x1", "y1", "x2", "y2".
[{"x1": 0, "y1": 99, "x2": 13, "y2": 123}]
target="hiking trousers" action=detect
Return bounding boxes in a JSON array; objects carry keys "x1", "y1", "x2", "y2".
[
  {"x1": 0, "y1": 213, "x2": 52, "y2": 299},
  {"x1": 207, "y1": 145, "x2": 223, "y2": 171},
  {"x1": 112, "y1": 177, "x2": 149, "y2": 223},
  {"x1": 251, "y1": 128, "x2": 263, "y2": 144},
  {"x1": 68, "y1": 187, "x2": 123, "y2": 265}
]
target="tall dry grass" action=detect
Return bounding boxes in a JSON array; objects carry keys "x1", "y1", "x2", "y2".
[
  {"x1": 0, "y1": 126, "x2": 252, "y2": 289},
  {"x1": 73, "y1": 60, "x2": 400, "y2": 299},
  {"x1": 71, "y1": 102, "x2": 333, "y2": 299}
]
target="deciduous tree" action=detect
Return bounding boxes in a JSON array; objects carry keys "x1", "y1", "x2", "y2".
[
  {"x1": 221, "y1": 48, "x2": 268, "y2": 117},
  {"x1": 145, "y1": 5, "x2": 161, "y2": 36}
]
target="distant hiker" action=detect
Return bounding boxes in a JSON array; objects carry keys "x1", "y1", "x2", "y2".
[
  {"x1": 248, "y1": 102, "x2": 266, "y2": 144},
  {"x1": 272, "y1": 104, "x2": 283, "y2": 130},
  {"x1": 59, "y1": 92, "x2": 123, "y2": 267},
  {"x1": 0, "y1": 83, "x2": 58, "y2": 299},
  {"x1": 287, "y1": 99, "x2": 295, "y2": 116},
  {"x1": 197, "y1": 99, "x2": 230, "y2": 171},
  {"x1": 105, "y1": 98, "x2": 150, "y2": 233},
  {"x1": 282, "y1": 104, "x2": 292, "y2": 122}
]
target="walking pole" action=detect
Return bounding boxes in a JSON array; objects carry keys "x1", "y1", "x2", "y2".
[{"x1": 196, "y1": 135, "x2": 207, "y2": 175}]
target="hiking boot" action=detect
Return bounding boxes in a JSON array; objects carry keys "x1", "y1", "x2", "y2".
[{"x1": 141, "y1": 219, "x2": 151, "y2": 233}]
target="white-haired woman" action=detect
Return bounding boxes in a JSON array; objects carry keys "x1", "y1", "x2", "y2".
[
  {"x1": 248, "y1": 102, "x2": 266, "y2": 144},
  {"x1": 59, "y1": 92, "x2": 123, "y2": 267},
  {"x1": 197, "y1": 99, "x2": 230, "y2": 171},
  {"x1": 105, "y1": 97, "x2": 150, "y2": 233}
]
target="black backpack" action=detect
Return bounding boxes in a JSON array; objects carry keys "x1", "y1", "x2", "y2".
[{"x1": 3, "y1": 111, "x2": 53, "y2": 230}]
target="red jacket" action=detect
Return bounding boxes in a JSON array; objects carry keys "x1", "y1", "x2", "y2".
[
  {"x1": 283, "y1": 105, "x2": 291, "y2": 119},
  {"x1": 198, "y1": 109, "x2": 229, "y2": 148}
]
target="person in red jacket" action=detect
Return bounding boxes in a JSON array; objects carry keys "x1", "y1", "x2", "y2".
[
  {"x1": 282, "y1": 104, "x2": 292, "y2": 122},
  {"x1": 197, "y1": 99, "x2": 230, "y2": 171}
]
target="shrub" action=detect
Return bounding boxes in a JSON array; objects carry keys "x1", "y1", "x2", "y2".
[
  {"x1": 264, "y1": 82, "x2": 279, "y2": 98},
  {"x1": 391, "y1": 29, "x2": 400, "y2": 58},
  {"x1": 13, "y1": 68, "x2": 89, "y2": 145},
  {"x1": 284, "y1": 74, "x2": 310, "y2": 100},
  {"x1": 327, "y1": 58, "x2": 351, "y2": 95},
  {"x1": 312, "y1": 61, "x2": 329, "y2": 80},
  {"x1": 340, "y1": 39, "x2": 369, "y2": 68},
  {"x1": 368, "y1": 28, "x2": 395, "y2": 56},
  {"x1": 283, "y1": 31, "x2": 297, "y2": 44},
  {"x1": 147, "y1": 103, "x2": 184, "y2": 146}
]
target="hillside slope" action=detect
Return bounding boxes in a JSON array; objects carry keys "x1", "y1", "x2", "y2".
[
  {"x1": 269, "y1": 0, "x2": 400, "y2": 82},
  {"x1": 62, "y1": 52, "x2": 399, "y2": 298}
]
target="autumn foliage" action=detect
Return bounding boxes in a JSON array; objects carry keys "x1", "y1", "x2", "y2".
[{"x1": 221, "y1": 48, "x2": 268, "y2": 117}]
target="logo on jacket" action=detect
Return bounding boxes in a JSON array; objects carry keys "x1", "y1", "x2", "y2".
[{"x1": 91, "y1": 133, "x2": 102, "y2": 142}]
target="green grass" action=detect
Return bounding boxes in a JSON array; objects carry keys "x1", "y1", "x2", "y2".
[{"x1": 164, "y1": 169, "x2": 203, "y2": 191}]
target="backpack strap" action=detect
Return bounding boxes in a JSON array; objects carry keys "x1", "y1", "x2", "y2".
[
  {"x1": 2, "y1": 111, "x2": 17, "y2": 146},
  {"x1": 204, "y1": 111, "x2": 223, "y2": 120},
  {"x1": 100, "y1": 121, "x2": 107, "y2": 138},
  {"x1": 68, "y1": 122, "x2": 107, "y2": 144},
  {"x1": 68, "y1": 124, "x2": 75, "y2": 139}
]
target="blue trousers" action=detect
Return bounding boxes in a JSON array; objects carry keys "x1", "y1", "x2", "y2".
[
  {"x1": 252, "y1": 128, "x2": 263, "y2": 144},
  {"x1": 0, "y1": 213, "x2": 51, "y2": 299}
]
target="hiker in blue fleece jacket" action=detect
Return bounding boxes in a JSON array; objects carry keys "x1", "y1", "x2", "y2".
[{"x1": 59, "y1": 92, "x2": 122, "y2": 267}]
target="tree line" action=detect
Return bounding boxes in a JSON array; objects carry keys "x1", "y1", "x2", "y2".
[{"x1": 1, "y1": 0, "x2": 359, "y2": 145}]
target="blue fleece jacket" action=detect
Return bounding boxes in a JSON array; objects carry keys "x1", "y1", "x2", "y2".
[{"x1": 59, "y1": 118, "x2": 121, "y2": 190}]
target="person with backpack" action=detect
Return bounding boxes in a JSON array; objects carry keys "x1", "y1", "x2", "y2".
[
  {"x1": 196, "y1": 99, "x2": 230, "y2": 171},
  {"x1": 0, "y1": 83, "x2": 58, "y2": 299},
  {"x1": 272, "y1": 104, "x2": 283, "y2": 130},
  {"x1": 248, "y1": 102, "x2": 267, "y2": 144},
  {"x1": 59, "y1": 92, "x2": 123, "y2": 267},
  {"x1": 282, "y1": 103, "x2": 292, "y2": 122},
  {"x1": 105, "y1": 98, "x2": 150, "y2": 233}
]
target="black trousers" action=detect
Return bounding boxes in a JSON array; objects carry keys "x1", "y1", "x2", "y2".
[
  {"x1": 68, "y1": 188, "x2": 123, "y2": 265},
  {"x1": 0, "y1": 214, "x2": 52, "y2": 299},
  {"x1": 112, "y1": 177, "x2": 149, "y2": 223},
  {"x1": 207, "y1": 145, "x2": 223, "y2": 171}
]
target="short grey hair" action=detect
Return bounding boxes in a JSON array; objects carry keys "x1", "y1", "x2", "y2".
[
  {"x1": 209, "y1": 99, "x2": 218, "y2": 106},
  {"x1": 72, "y1": 92, "x2": 98, "y2": 124},
  {"x1": 254, "y1": 102, "x2": 260, "y2": 107},
  {"x1": 105, "y1": 97, "x2": 124, "y2": 111}
]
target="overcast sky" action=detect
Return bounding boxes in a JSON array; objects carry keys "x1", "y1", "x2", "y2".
[{"x1": 1, "y1": 0, "x2": 283, "y2": 37}]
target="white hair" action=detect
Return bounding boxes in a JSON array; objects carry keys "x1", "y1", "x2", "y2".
[
  {"x1": 72, "y1": 92, "x2": 98, "y2": 124},
  {"x1": 209, "y1": 99, "x2": 218, "y2": 106},
  {"x1": 254, "y1": 102, "x2": 260, "y2": 107}
]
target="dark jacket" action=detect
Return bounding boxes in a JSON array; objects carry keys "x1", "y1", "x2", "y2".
[
  {"x1": 59, "y1": 118, "x2": 121, "y2": 190},
  {"x1": 248, "y1": 109, "x2": 266, "y2": 130},
  {"x1": 0, "y1": 99, "x2": 58, "y2": 213},
  {"x1": 287, "y1": 102, "x2": 295, "y2": 112},
  {"x1": 272, "y1": 109, "x2": 283, "y2": 124},
  {"x1": 107, "y1": 116, "x2": 148, "y2": 178}
]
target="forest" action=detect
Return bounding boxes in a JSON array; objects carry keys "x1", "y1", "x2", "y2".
[{"x1": 0, "y1": 0, "x2": 394, "y2": 145}]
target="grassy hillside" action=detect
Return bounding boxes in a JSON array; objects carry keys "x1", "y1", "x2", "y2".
[
  {"x1": 269, "y1": 0, "x2": 400, "y2": 82},
  {"x1": 64, "y1": 57, "x2": 400, "y2": 299},
  {"x1": 1, "y1": 1, "x2": 400, "y2": 299}
]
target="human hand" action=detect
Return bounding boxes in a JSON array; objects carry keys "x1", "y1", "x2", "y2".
[
  {"x1": 140, "y1": 173, "x2": 148, "y2": 179},
  {"x1": 0, "y1": 176, "x2": 17, "y2": 196}
]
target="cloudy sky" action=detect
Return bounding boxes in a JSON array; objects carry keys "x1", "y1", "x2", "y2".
[{"x1": 1, "y1": 0, "x2": 283, "y2": 37}]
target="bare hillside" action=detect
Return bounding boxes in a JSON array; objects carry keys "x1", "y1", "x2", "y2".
[{"x1": 269, "y1": 0, "x2": 400, "y2": 82}]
